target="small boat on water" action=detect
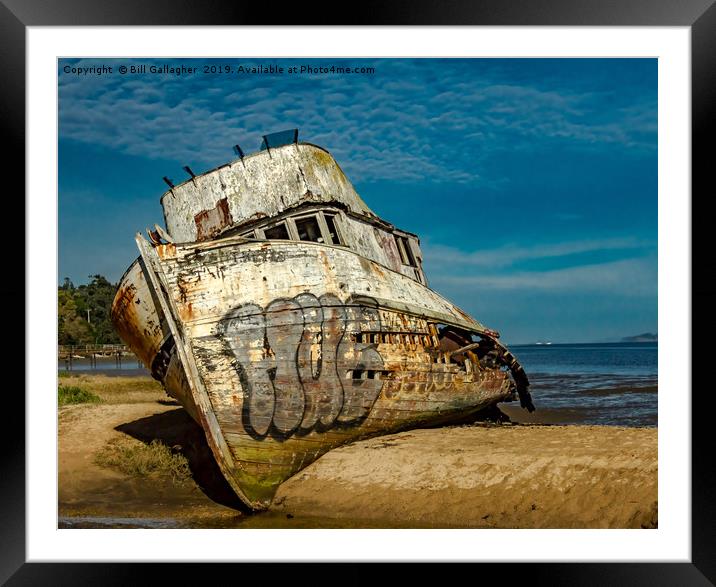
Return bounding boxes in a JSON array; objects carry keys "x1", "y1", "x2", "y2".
[{"x1": 111, "y1": 129, "x2": 534, "y2": 510}]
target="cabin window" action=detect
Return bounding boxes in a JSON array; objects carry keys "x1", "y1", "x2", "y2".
[
  {"x1": 240, "y1": 230, "x2": 256, "y2": 239},
  {"x1": 264, "y1": 222, "x2": 290, "y2": 240},
  {"x1": 295, "y1": 215, "x2": 324, "y2": 243},
  {"x1": 395, "y1": 235, "x2": 417, "y2": 267},
  {"x1": 324, "y1": 214, "x2": 343, "y2": 245}
]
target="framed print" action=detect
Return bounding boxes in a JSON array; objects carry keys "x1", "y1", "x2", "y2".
[{"x1": 4, "y1": 0, "x2": 713, "y2": 583}]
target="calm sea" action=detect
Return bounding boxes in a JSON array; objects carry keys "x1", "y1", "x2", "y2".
[
  {"x1": 509, "y1": 342, "x2": 657, "y2": 427},
  {"x1": 58, "y1": 355, "x2": 149, "y2": 377},
  {"x1": 59, "y1": 342, "x2": 657, "y2": 427}
]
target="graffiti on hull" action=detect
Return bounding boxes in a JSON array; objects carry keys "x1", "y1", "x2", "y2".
[{"x1": 216, "y1": 294, "x2": 385, "y2": 439}]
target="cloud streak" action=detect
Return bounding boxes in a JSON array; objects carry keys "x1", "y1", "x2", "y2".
[
  {"x1": 58, "y1": 58, "x2": 657, "y2": 184},
  {"x1": 429, "y1": 257, "x2": 656, "y2": 297},
  {"x1": 422, "y1": 237, "x2": 656, "y2": 302},
  {"x1": 422, "y1": 237, "x2": 655, "y2": 269}
]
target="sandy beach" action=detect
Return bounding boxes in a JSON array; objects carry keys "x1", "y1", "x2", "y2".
[{"x1": 58, "y1": 374, "x2": 657, "y2": 529}]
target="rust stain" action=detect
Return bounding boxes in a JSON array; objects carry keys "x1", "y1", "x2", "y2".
[
  {"x1": 111, "y1": 271, "x2": 162, "y2": 367},
  {"x1": 318, "y1": 250, "x2": 332, "y2": 276},
  {"x1": 194, "y1": 197, "x2": 233, "y2": 241},
  {"x1": 179, "y1": 302, "x2": 194, "y2": 323},
  {"x1": 157, "y1": 243, "x2": 177, "y2": 259}
]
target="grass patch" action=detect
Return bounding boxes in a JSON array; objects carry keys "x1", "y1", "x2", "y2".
[
  {"x1": 56, "y1": 375, "x2": 166, "y2": 404},
  {"x1": 58, "y1": 385, "x2": 102, "y2": 406},
  {"x1": 94, "y1": 437, "x2": 192, "y2": 485}
]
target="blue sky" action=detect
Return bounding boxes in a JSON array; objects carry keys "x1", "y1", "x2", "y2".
[{"x1": 58, "y1": 58, "x2": 657, "y2": 344}]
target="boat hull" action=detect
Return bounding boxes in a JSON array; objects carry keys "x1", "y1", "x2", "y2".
[{"x1": 112, "y1": 236, "x2": 518, "y2": 509}]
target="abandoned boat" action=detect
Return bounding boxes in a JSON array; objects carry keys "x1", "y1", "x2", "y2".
[{"x1": 111, "y1": 129, "x2": 534, "y2": 511}]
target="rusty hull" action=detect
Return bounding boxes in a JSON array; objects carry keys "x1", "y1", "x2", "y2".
[
  {"x1": 113, "y1": 235, "x2": 523, "y2": 510},
  {"x1": 110, "y1": 259, "x2": 169, "y2": 368}
]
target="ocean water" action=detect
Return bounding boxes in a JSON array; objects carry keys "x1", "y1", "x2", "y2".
[{"x1": 508, "y1": 342, "x2": 657, "y2": 427}]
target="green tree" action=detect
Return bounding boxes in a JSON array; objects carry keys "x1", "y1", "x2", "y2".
[
  {"x1": 58, "y1": 289, "x2": 93, "y2": 345},
  {"x1": 58, "y1": 274, "x2": 121, "y2": 345}
]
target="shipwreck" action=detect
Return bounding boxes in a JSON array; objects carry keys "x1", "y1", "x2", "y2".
[{"x1": 111, "y1": 129, "x2": 534, "y2": 511}]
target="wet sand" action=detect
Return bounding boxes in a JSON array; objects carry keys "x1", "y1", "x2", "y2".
[{"x1": 58, "y1": 376, "x2": 657, "y2": 529}]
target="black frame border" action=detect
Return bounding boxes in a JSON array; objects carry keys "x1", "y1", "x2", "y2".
[{"x1": 4, "y1": 1, "x2": 713, "y2": 584}]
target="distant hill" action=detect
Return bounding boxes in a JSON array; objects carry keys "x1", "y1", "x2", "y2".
[{"x1": 621, "y1": 333, "x2": 657, "y2": 343}]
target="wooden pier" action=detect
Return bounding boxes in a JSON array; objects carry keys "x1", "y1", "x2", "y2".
[{"x1": 58, "y1": 344, "x2": 142, "y2": 370}]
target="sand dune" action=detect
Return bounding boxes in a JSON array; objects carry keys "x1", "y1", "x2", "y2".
[{"x1": 271, "y1": 424, "x2": 657, "y2": 528}]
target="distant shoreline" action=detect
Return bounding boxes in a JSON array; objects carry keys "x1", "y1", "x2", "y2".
[{"x1": 510, "y1": 341, "x2": 657, "y2": 347}]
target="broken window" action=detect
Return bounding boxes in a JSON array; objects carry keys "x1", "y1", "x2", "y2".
[
  {"x1": 395, "y1": 235, "x2": 417, "y2": 267},
  {"x1": 264, "y1": 222, "x2": 290, "y2": 240},
  {"x1": 295, "y1": 215, "x2": 323, "y2": 243},
  {"x1": 324, "y1": 214, "x2": 343, "y2": 245}
]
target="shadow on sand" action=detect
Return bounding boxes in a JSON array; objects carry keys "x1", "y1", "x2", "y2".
[{"x1": 115, "y1": 406, "x2": 251, "y2": 513}]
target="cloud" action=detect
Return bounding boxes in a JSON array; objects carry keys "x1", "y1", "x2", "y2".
[
  {"x1": 58, "y1": 58, "x2": 657, "y2": 184},
  {"x1": 422, "y1": 237, "x2": 655, "y2": 269},
  {"x1": 421, "y1": 237, "x2": 657, "y2": 302},
  {"x1": 429, "y1": 257, "x2": 656, "y2": 297}
]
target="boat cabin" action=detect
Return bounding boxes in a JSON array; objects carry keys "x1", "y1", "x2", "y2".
[{"x1": 158, "y1": 129, "x2": 427, "y2": 285}]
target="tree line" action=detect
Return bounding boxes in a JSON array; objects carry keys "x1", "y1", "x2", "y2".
[{"x1": 58, "y1": 274, "x2": 121, "y2": 345}]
